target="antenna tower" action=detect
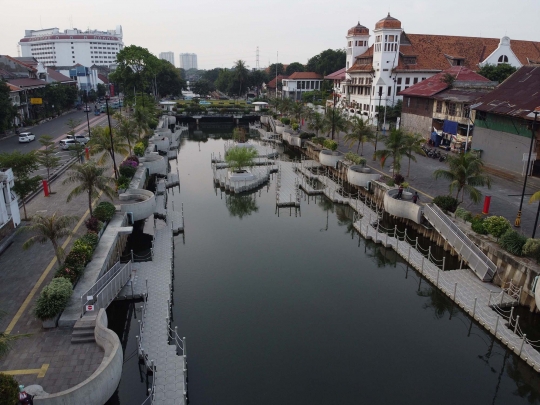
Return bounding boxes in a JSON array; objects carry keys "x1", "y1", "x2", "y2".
[{"x1": 256, "y1": 46, "x2": 260, "y2": 70}]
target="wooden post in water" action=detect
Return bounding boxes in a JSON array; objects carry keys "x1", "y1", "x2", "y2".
[
  {"x1": 453, "y1": 283, "x2": 457, "y2": 301},
  {"x1": 519, "y1": 334, "x2": 527, "y2": 356},
  {"x1": 514, "y1": 315, "x2": 520, "y2": 334},
  {"x1": 494, "y1": 316, "x2": 499, "y2": 336},
  {"x1": 472, "y1": 297, "x2": 477, "y2": 318}
]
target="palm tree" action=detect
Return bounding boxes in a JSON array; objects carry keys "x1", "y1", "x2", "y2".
[
  {"x1": 0, "y1": 309, "x2": 29, "y2": 357},
  {"x1": 113, "y1": 112, "x2": 137, "y2": 155},
  {"x1": 87, "y1": 126, "x2": 129, "y2": 175},
  {"x1": 433, "y1": 152, "x2": 492, "y2": 203},
  {"x1": 308, "y1": 112, "x2": 326, "y2": 136},
  {"x1": 290, "y1": 102, "x2": 305, "y2": 124},
  {"x1": 343, "y1": 116, "x2": 374, "y2": 155},
  {"x1": 17, "y1": 212, "x2": 78, "y2": 264},
  {"x1": 133, "y1": 106, "x2": 150, "y2": 139},
  {"x1": 233, "y1": 60, "x2": 249, "y2": 96},
  {"x1": 324, "y1": 107, "x2": 348, "y2": 141},
  {"x1": 374, "y1": 128, "x2": 411, "y2": 175},
  {"x1": 63, "y1": 162, "x2": 116, "y2": 216},
  {"x1": 403, "y1": 133, "x2": 426, "y2": 177},
  {"x1": 269, "y1": 97, "x2": 281, "y2": 114}
]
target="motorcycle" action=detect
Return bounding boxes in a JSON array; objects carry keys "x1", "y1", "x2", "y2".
[
  {"x1": 18, "y1": 385, "x2": 34, "y2": 405},
  {"x1": 439, "y1": 153, "x2": 448, "y2": 162}
]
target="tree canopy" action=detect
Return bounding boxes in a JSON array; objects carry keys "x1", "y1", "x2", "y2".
[
  {"x1": 0, "y1": 80, "x2": 17, "y2": 133},
  {"x1": 285, "y1": 62, "x2": 305, "y2": 75},
  {"x1": 268, "y1": 63, "x2": 285, "y2": 76},
  {"x1": 477, "y1": 63, "x2": 517, "y2": 83},
  {"x1": 306, "y1": 49, "x2": 346, "y2": 75}
]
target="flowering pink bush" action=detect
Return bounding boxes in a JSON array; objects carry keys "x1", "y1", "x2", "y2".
[{"x1": 121, "y1": 159, "x2": 138, "y2": 168}]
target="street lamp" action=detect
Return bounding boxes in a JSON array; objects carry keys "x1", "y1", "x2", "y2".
[
  {"x1": 515, "y1": 107, "x2": 540, "y2": 228},
  {"x1": 105, "y1": 96, "x2": 118, "y2": 179},
  {"x1": 373, "y1": 77, "x2": 386, "y2": 159},
  {"x1": 84, "y1": 90, "x2": 91, "y2": 138}
]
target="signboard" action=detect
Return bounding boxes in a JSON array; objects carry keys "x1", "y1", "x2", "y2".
[
  {"x1": 86, "y1": 305, "x2": 95, "y2": 312},
  {"x1": 30, "y1": 98, "x2": 42, "y2": 105}
]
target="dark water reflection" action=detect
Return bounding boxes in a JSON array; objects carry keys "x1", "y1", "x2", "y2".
[{"x1": 111, "y1": 132, "x2": 540, "y2": 405}]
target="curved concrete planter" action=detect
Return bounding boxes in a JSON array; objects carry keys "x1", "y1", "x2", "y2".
[
  {"x1": 319, "y1": 150, "x2": 343, "y2": 167},
  {"x1": 402, "y1": 191, "x2": 413, "y2": 201},
  {"x1": 275, "y1": 125, "x2": 284, "y2": 135},
  {"x1": 141, "y1": 154, "x2": 167, "y2": 176},
  {"x1": 34, "y1": 309, "x2": 122, "y2": 405},
  {"x1": 282, "y1": 133, "x2": 302, "y2": 148},
  {"x1": 383, "y1": 189, "x2": 423, "y2": 224},
  {"x1": 347, "y1": 165, "x2": 380, "y2": 188},
  {"x1": 149, "y1": 135, "x2": 170, "y2": 152},
  {"x1": 119, "y1": 189, "x2": 156, "y2": 222},
  {"x1": 260, "y1": 116, "x2": 269, "y2": 124}
]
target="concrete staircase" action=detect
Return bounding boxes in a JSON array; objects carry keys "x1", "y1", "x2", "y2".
[{"x1": 71, "y1": 315, "x2": 97, "y2": 344}]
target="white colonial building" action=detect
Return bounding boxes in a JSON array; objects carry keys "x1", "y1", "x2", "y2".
[
  {"x1": 0, "y1": 169, "x2": 21, "y2": 238},
  {"x1": 19, "y1": 26, "x2": 124, "y2": 67},
  {"x1": 332, "y1": 14, "x2": 540, "y2": 126},
  {"x1": 282, "y1": 72, "x2": 323, "y2": 101}
]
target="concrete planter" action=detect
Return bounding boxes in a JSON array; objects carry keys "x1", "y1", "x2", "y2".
[
  {"x1": 362, "y1": 167, "x2": 372, "y2": 173},
  {"x1": 402, "y1": 191, "x2": 413, "y2": 201},
  {"x1": 275, "y1": 125, "x2": 284, "y2": 134},
  {"x1": 347, "y1": 165, "x2": 380, "y2": 188},
  {"x1": 383, "y1": 189, "x2": 422, "y2": 224},
  {"x1": 42, "y1": 313, "x2": 61, "y2": 329},
  {"x1": 119, "y1": 189, "x2": 156, "y2": 222},
  {"x1": 319, "y1": 149, "x2": 342, "y2": 167}
]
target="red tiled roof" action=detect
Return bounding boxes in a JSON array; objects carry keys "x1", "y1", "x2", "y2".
[
  {"x1": 47, "y1": 68, "x2": 73, "y2": 83},
  {"x1": 325, "y1": 67, "x2": 347, "y2": 80},
  {"x1": 6, "y1": 78, "x2": 47, "y2": 88},
  {"x1": 98, "y1": 73, "x2": 109, "y2": 84},
  {"x1": 348, "y1": 22, "x2": 369, "y2": 36},
  {"x1": 288, "y1": 72, "x2": 323, "y2": 80},
  {"x1": 398, "y1": 66, "x2": 490, "y2": 97},
  {"x1": 375, "y1": 13, "x2": 401, "y2": 30},
  {"x1": 475, "y1": 66, "x2": 540, "y2": 120},
  {"x1": 267, "y1": 75, "x2": 288, "y2": 89},
  {"x1": 6, "y1": 83, "x2": 21, "y2": 92},
  {"x1": 1, "y1": 55, "x2": 37, "y2": 72}
]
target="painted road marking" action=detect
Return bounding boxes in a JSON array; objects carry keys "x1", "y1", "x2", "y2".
[{"x1": 2, "y1": 363, "x2": 49, "y2": 378}]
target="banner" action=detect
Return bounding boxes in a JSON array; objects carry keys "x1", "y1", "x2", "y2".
[{"x1": 30, "y1": 98, "x2": 42, "y2": 105}]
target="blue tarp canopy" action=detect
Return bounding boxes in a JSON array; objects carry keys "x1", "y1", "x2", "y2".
[
  {"x1": 443, "y1": 120, "x2": 458, "y2": 135},
  {"x1": 431, "y1": 131, "x2": 441, "y2": 146}
]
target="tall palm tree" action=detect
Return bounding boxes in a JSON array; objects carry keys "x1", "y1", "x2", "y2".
[
  {"x1": 63, "y1": 162, "x2": 116, "y2": 216},
  {"x1": 403, "y1": 133, "x2": 426, "y2": 177},
  {"x1": 308, "y1": 112, "x2": 326, "y2": 136},
  {"x1": 291, "y1": 102, "x2": 305, "y2": 124},
  {"x1": 133, "y1": 106, "x2": 150, "y2": 139},
  {"x1": 374, "y1": 128, "x2": 413, "y2": 175},
  {"x1": 279, "y1": 98, "x2": 294, "y2": 116},
  {"x1": 17, "y1": 212, "x2": 78, "y2": 264},
  {"x1": 87, "y1": 126, "x2": 129, "y2": 175},
  {"x1": 433, "y1": 152, "x2": 492, "y2": 203},
  {"x1": 269, "y1": 97, "x2": 281, "y2": 114},
  {"x1": 113, "y1": 112, "x2": 137, "y2": 155},
  {"x1": 0, "y1": 309, "x2": 29, "y2": 357},
  {"x1": 324, "y1": 107, "x2": 348, "y2": 141},
  {"x1": 343, "y1": 116, "x2": 374, "y2": 155},
  {"x1": 233, "y1": 60, "x2": 249, "y2": 96}
]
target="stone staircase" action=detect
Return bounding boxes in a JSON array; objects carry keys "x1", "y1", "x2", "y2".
[{"x1": 71, "y1": 315, "x2": 97, "y2": 344}]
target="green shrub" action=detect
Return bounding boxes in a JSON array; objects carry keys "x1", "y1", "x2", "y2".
[
  {"x1": 71, "y1": 241, "x2": 93, "y2": 262},
  {"x1": 281, "y1": 117, "x2": 291, "y2": 125},
  {"x1": 323, "y1": 139, "x2": 338, "y2": 151},
  {"x1": 34, "y1": 277, "x2": 73, "y2": 321},
  {"x1": 54, "y1": 263, "x2": 84, "y2": 284},
  {"x1": 64, "y1": 249, "x2": 88, "y2": 268},
  {"x1": 455, "y1": 207, "x2": 473, "y2": 222},
  {"x1": 93, "y1": 201, "x2": 116, "y2": 222},
  {"x1": 148, "y1": 119, "x2": 158, "y2": 129},
  {"x1": 80, "y1": 232, "x2": 99, "y2": 248},
  {"x1": 500, "y1": 229, "x2": 527, "y2": 256},
  {"x1": 134, "y1": 142, "x2": 145, "y2": 157},
  {"x1": 345, "y1": 152, "x2": 367, "y2": 166},
  {"x1": 85, "y1": 216, "x2": 102, "y2": 233},
  {"x1": 484, "y1": 216, "x2": 511, "y2": 239},
  {"x1": 119, "y1": 165, "x2": 137, "y2": 178},
  {"x1": 471, "y1": 215, "x2": 488, "y2": 235},
  {"x1": 433, "y1": 195, "x2": 458, "y2": 213},
  {"x1": 386, "y1": 178, "x2": 395, "y2": 187},
  {"x1": 393, "y1": 174, "x2": 405, "y2": 185},
  {"x1": 292, "y1": 123, "x2": 299, "y2": 131},
  {"x1": 523, "y1": 238, "x2": 540, "y2": 262},
  {"x1": 117, "y1": 175, "x2": 131, "y2": 190},
  {"x1": 299, "y1": 132, "x2": 315, "y2": 140},
  {"x1": 312, "y1": 137, "x2": 326, "y2": 146},
  {"x1": 0, "y1": 373, "x2": 19, "y2": 405}
]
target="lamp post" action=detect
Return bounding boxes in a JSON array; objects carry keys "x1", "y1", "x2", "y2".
[
  {"x1": 373, "y1": 77, "x2": 386, "y2": 159},
  {"x1": 515, "y1": 107, "x2": 540, "y2": 228},
  {"x1": 105, "y1": 96, "x2": 118, "y2": 179},
  {"x1": 84, "y1": 91, "x2": 91, "y2": 138}
]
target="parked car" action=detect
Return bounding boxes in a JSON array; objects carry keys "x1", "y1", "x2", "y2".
[
  {"x1": 59, "y1": 138, "x2": 80, "y2": 150},
  {"x1": 66, "y1": 134, "x2": 90, "y2": 144},
  {"x1": 19, "y1": 132, "x2": 35, "y2": 143}
]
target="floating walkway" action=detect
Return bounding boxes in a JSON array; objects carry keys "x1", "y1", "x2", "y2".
[
  {"x1": 167, "y1": 171, "x2": 180, "y2": 188},
  {"x1": 276, "y1": 162, "x2": 301, "y2": 207},
  {"x1": 154, "y1": 191, "x2": 184, "y2": 234},
  {"x1": 168, "y1": 150, "x2": 177, "y2": 160}
]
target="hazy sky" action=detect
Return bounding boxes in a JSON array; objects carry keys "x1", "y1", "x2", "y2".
[{"x1": 2, "y1": 0, "x2": 539, "y2": 70}]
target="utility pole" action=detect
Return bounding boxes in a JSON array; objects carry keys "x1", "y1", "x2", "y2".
[{"x1": 105, "y1": 96, "x2": 118, "y2": 179}]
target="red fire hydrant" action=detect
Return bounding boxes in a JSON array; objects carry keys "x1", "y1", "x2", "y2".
[
  {"x1": 42, "y1": 180, "x2": 49, "y2": 197},
  {"x1": 482, "y1": 195, "x2": 491, "y2": 215}
]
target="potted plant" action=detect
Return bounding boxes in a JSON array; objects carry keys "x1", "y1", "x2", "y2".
[
  {"x1": 401, "y1": 182, "x2": 413, "y2": 200},
  {"x1": 35, "y1": 277, "x2": 73, "y2": 328}
]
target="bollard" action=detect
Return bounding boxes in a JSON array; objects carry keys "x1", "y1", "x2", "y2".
[
  {"x1": 459, "y1": 259, "x2": 463, "y2": 270},
  {"x1": 453, "y1": 283, "x2": 457, "y2": 301},
  {"x1": 183, "y1": 336, "x2": 187, "y2": 357},
  {"x1": 442, "y1": 257, "x2": 446, "y2": 272},
  {"x1": 514, "y1": 315, "x2": 520, "y2": 334},
  {"x1": 131, "y1": 249, "x2": 134, "y2": 262},
  {"x1": 416, "y1": 237, "x2": 419, "y2": 250},
  {"x1": 519, "y1": 334, "x2": 527, "y2": 356},
  {"x1": 472, "y1": 297, "x2": 477, "y2": 318},
  {"x1": 494, "y1": 316, "x2": 499, "y2": 336},
  {"x1": 408, "y1": 245, "x2": 411, "y2": 263},
  {"x1": 500, "y1": 291, "x2": 505, "y2": 305},
  {"x1": 436, "y1": 271, "x2": 439, "y2": 287},
  {"x1": 428, "y1": 246, "x2": 431, "y2": 261},
  {"x1": 421, "y1": 256, "x2": 424, "y2": 273},
  {"x1": 394, "y1": 225, "x2": 398, "y2": 240},
  {"x1": 488, "y1": 293, "x2": 491, "y2": 306},
  {"x1": 510, "y1": 307, "x2": 514, "y2": 327}
]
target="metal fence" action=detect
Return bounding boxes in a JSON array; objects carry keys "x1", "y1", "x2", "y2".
[
  {"x1": 81, "y1": 261, "x2": 133, "y2": 316},
  {"x1": 423, "y1": 204, "x2": 496, "y2": 281}
]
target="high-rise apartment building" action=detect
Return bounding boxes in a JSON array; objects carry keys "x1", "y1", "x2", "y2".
[
  {"x1": 179, "y1": 53, "x2": 198, "y2": 70},
  {"x1": 159, "y1": 52, "x2": 175, "y2": 66},
  {"x1": 19, "y1": 26, "x2": 124, "y2": 67}
]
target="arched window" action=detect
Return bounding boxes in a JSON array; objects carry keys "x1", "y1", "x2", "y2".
[{"x1": 498, "y1": 55, "x2": 509, "y2": 63}]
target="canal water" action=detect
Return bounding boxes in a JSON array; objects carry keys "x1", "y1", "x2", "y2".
[{"x1": 108, "y1": 131, "x2": 540, "y2": 404}]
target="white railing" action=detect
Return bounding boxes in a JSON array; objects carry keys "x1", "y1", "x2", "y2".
[
  {"x1": 81, "y1": 261, "x2": 133, "y2": 316},
  {"x1": 423, "y1": 203, "x2": 496, "y2": 281}
]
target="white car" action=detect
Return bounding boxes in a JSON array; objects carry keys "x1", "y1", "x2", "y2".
[
  {"x1": 18, "y1": 132, "x2": 36, "y2": 143},
  {"x1": 59, "y1": 139, "x2": 80, "y2": 150},
  {"x1": 67, "y1": 134, "x2": 90, "y2": 144}
]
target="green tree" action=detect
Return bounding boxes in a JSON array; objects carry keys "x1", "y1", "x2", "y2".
[
  {"x1": 66, "y1": 118, "x2": 82, "y2": 137},
  {"x1": 306, "y1": 49, "x2": 346, "y2": 75},
  {"x1": 191, "y1": 79, "x2": 215, "y2": 97},
  {"x1": 343, "y1": 116, "x2": 374, "y2": 155},
  {"x1": 156, "y1": 59, "x2": 186, "y2": 97},
  {"x1": 268, "y1": 63, "x2": 284, "y2": 76},
  {"x1": 68, "y1": 143, "x2": 86, "y2": 164},
  {"x1": 0, "y1": 310, "x2": 29, "y2": 359},
  {"x1": 113, "y1": 113, "x2": 137, "y2": 155},
  {"x1": 225, "y1": 146, "x2": 258, "y2": 172},
  {"x1": 87, "y1": 126, "x2": 129, "y2": 173},
  {"x1": 477, "y1": 63, "x2": 517, "y2": 83},
  {"x1": 133, "y1": 106, "x2": 150, "y2": 139},
  {"x1": 0, "y1": 80, "x2": 17, "y2": 133},
  {"x1": 247, "y1": 70, "x2": 268, "y2": 96},
  {"x1": 37, "y1": 135, "x2": 61, "y2": 193},
  {"x1": 96, "y1": 83, "x2": 107, "y2": 98},
  {"x1": 63, "y1": 162, "x2": 116, "y2": 216},
  {"x1": 403, "y1": 132, "x2": 426, "y2": 177},
  {"x1": 374, "y1": 128, "x2": 414, "y2": 175},
  {"x1": 233, "y1": 60, "x2": 249, "y2": 96},
  {"x1": 0, "y1": 151, "x2": 41, "y2": 220},
  {"x1": 307, "y1": 112, "x2": 326, "y2": 136},
  {"x1": 290, "y1": 102, "x2": 306, "y2": 123},
  {"x1": 285, "y1": 62, "x2": 305, "y2": 75},
  {"x1": 17, "y1": 212, "x2": 78, "y2": 264},
  {"x1": 324, "y1": 107, "x2": 348, "y2": 140},
  {"x1": 433, "y1": 152, "x2": 492, "y2": 203},
  {"x1": 202, "y1": 68, "x2": 222, "y2": 84}
]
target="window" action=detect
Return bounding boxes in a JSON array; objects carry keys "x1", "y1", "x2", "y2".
[
  {"x1": 405, "y1": 78, "x2": 410, "y2": 85},
  {"x1": 498, "y1": 55, "x2": 509, "y2": 64},
  {"x1": 387, "y1": 86, "x2": 392, "y2": 96},
  {"x1": 397, "y1": 78, "x2": 402, "y2": 85},
  {"x1": 413, "y1": 78, "x2": 418, "y2": 84},
  {"x1": 447, "y1": 102, "x2": 457, "y2": 116},
  {"x1": 396, "y1": 86, "x2": 401, "y2": 93},
  {"x1": 436, "y1": 101, "x2": 443, "y2": 113},
  {"x1": 463, "y1": 104, "x2": 470, "y2": 118},
  {"x1": 348, "y1": 41, "x2": 352, "y2": 47}
]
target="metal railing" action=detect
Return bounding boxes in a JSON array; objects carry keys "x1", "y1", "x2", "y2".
[
  {"x1": 81, "y1": 261, "x2": 133, "y2": 316},
  {"x1": 423, "y1": 203, "x2": 496, "y2": 281}
]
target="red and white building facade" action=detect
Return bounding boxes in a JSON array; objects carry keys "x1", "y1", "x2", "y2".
[{"x1": 19, "y1": 26, "x2": 124, "y2": 67}]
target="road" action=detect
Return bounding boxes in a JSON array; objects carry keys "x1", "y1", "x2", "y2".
[{"x1": 0, "y1": 110, "x2": 110, "y2": 154}]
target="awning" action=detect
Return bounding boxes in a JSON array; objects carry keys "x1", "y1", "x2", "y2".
[{"x1": 443, "y1": 120, "x2": 458, "y2": 135}]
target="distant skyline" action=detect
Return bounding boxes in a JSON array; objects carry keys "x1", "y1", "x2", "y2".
[{"x1": 2, "y1": 0, "x2": 539, "y2": 70}]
